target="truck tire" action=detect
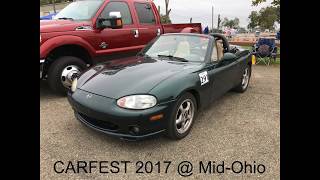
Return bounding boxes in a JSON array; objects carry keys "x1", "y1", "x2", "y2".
[{"x1": 47, "y1": 56, "x2": 87, "y2": 95}]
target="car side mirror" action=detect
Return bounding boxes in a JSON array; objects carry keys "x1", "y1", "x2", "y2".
[
  {"x1": 96, "y1": 11, "x2": 123, "y2": 30},
  {"x1": 220, "y1": 52, "x2": 237, "y2": 62}
]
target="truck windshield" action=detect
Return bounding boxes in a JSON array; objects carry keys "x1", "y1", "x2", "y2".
[
  {"x1": 144, "y1": 35, "x2": 209, "y2": 62},
  {"x1": 54, "y1": 0, "x2": 104, "y2": 21}
]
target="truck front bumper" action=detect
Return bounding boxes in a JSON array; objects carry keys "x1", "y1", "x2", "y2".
[{"x1": 40, "y1": 59, "x2": 45, "y2": 79}]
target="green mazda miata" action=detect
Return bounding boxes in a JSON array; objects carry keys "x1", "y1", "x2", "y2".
[{"x1": 67, "y1": 33, "x2": 252, "y2": 140}]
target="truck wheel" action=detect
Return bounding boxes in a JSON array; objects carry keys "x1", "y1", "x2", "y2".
[
  {"x1": 47, "y1": 56, "x2": 87, "y2": 95},
  {"x1": 167, "y1": 92, "x2": 197, "y2": 140},
  {"x1": 233, "y1": 65, "x2": 251, "y2": 93}
]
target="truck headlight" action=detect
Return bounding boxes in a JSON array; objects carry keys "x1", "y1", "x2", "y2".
[{"x1": 117, "y1": 95, "x2": 157, "y2": 110}]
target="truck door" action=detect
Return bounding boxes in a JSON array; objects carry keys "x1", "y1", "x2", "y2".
[
  {"x1": 94, "y1": 1, "x2": 143, "y2": 61},
  {"x1": 133, "y1": 2, "x2": 162, "y2": 47}
]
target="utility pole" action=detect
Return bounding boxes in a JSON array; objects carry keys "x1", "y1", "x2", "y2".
[{"x1": 212, "y1": 5, "x2": 214, "y2": 32}]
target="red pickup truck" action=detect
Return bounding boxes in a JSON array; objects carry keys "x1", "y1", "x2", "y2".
[{"x1": 40, "y1": 0, "x2": 202, "y2": 94}]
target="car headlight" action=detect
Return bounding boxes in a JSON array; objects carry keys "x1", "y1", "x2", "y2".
[{"x1": 117, "y1": 95, "x2": 157, "y2": 110}]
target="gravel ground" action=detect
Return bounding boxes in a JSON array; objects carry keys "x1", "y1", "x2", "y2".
[{"x1": 40, "y1": 65, "x2": 280, "y2": 180}]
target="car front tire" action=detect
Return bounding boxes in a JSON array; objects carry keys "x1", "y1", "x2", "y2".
[
  {"x1": 47, "y1": 56, "x2": 87, "y2": 95},
  {"x1": 167, "y1": 92, "x2": 197, "y2": 140},
  {"x1": 233, "y1": 64, "x2": 251, "y2": 93}
]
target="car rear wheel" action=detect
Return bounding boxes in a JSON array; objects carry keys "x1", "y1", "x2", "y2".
[
  {"x1": 167, "y1": 92, "x2": 197, "y2": 140},
  {"x1": 233, "y1": 65, "x2": 251, "y2": 93},
  {"x1": 47, "y1": 56, "x2": 87, "y2": 95}
]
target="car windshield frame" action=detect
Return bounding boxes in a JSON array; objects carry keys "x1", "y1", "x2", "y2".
[
  {"x1": 142, "y1": 34, "x2": 212, "y2": 63},
  {"x1": 53, "y1": 0, "x2": 104, "y2": 21}
]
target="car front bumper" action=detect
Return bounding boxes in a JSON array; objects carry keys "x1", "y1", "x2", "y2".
[{"x1": 67, "y1": 89, "x2": 176, "y2": 140}]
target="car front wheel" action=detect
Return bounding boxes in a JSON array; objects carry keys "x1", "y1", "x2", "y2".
[
  {"x1": 233, "y1": 65, "x2": 251, "y2": 93},
  {"x1": 167, "y1": 92, "x2": 197, "y2": 140}
]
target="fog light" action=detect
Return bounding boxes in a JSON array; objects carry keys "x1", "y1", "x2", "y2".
[{"x1": 129, "y1": 126, "x2": 140, "y2": 135}]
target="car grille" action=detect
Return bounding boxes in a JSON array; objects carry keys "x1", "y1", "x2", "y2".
[{"x1": 78, "y1": 112, "x2": 119, "y2": 131}]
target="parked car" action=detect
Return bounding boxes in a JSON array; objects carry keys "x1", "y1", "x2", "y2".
[
  {"x1": 67, "y1": 33, "x2": 253, "y2": 140},
  {"x1": 40, "y1": 0, "x2": 202, "y2": 94}
]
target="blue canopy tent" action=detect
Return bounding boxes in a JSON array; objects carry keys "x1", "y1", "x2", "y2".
[{"x1": 40, "y1": 13, "x2": 57, "y2": 20}]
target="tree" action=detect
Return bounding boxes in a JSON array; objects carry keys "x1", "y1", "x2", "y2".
[
  {"x1": 217, "y1": 14, "x2": 222, "y2": 30},
  {"x1": 258, "y1": 6, "x2": 277, "y2": 30},
  {"x1": 252, "y1": 0, "x2": 280, "y2": 6},
  {"x1": 247, "y1": 11, "x2": 260, "y2": 30},
  {"x1": 222, "y1": 17, "x2": 240, "y2": 29},
  {"x1": 165, "y1": 0, "x2": 171, "y2": 22},
  {"x1": 40, "y1": 0, "x2": 70, "y2": 6},
  {"x1": 247, "y1": 6, "x2": 278, "y2": 31},
  {"x1": 251, "y1": 0, "x2": 280, "y2": 23},
  {"x1": 160, "y1": 14, "x2": 172, "y2": 23},
  {"x1": 157, "y1": 4, "x2": 172, "y2": 23}
]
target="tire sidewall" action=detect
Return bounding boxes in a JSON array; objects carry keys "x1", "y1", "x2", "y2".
[
  {"x1": 167, "y1": 92, "x2": 197, "y2": 139},
  {"x1": 241, "y1": 65, "x2": 251, "y2": 91},
  {"x1": 233, "y1": 64, "x2": 251, "y2": 93}
]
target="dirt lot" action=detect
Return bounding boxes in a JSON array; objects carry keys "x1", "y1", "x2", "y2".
[{"x1": 40, "y1": 65, "x2": 280, "y2": 180}]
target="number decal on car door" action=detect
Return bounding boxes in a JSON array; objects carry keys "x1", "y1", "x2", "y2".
[{"x1": 199, "y1": 71, "x2": 209, "y2": 86}]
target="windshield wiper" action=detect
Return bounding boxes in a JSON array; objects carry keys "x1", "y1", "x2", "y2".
[
  {"x1": 57, "y1": 17, "x2": 74, "y2": 20},
  {"x1": 157, "y1": 55, "x2": 188, "y2": 62}
]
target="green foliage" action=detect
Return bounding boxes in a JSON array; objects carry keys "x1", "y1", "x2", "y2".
[
  {"x1": 251, "y1": 0, "x2": 280, "y2": 23},
  {"x1": 222, "y1": 17, "x2": 240, "y2": 29},
  {"x1": 248, "y1": 6, "x2": 278, "y2": 31},
  {"x1": 252, "y1": 0, "x2": 280, "y2": 6},
  {"x1": 237, "y1": 27, "x2": 247, "y2": 33},
  {"x1": 259, "y1": 6, "x2": 277, "y2": 30},
  {"x1": 160, "y1": 14, "x2": 172, "y2": 24},
  {"x1": 247, "y1": 11, "x2": 260, "y2": 30}
]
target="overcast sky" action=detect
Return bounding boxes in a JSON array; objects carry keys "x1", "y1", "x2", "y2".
[{"x1": 152, "y1": 0, "x2": 273, "y2": 29}]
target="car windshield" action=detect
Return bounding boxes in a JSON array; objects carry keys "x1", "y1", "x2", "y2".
[
  {"x1": 144, "y1": 35, "x2": 209, "y2": 62},
  {"x1": 53, "y1": 0, "x2": 103, "y2": 21}
]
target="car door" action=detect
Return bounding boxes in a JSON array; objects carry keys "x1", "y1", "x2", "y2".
[
  {"x1": 133, "y1": 2, "x2": 162, "y2": 47},
  {"x1": 94, "y1": 1, "x2": 142, "y2": 61},
  {"x1": 207, "y1": 40, "x2": 240, "y2": 101}
]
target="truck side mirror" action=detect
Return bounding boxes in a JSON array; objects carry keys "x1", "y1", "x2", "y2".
[{"x1": 96, "y1": 11, "x2": 123, "y2": 30}]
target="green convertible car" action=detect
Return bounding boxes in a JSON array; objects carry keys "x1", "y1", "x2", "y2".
[{"x1": 67, "y1": 33, "x2": 253, "y2": 140}]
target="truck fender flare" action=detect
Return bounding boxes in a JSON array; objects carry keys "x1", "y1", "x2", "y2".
[{"x1": 40, "y1": 35, "x2": 95, "y2": 59}]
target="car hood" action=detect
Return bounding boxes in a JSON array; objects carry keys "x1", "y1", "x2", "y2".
[
  {"x1": 77, "y1": 56, "x2": 201, "y2": 99},
  {"x1": 40, "y1": 20, "x2": 91, "y2": 33}
]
